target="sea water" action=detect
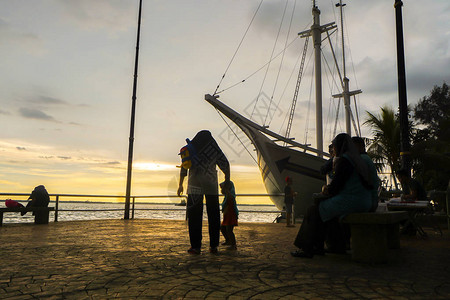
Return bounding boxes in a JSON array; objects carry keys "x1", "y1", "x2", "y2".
[{"x1": 2, "y1": 201, "x2": 281, "y2": 225}]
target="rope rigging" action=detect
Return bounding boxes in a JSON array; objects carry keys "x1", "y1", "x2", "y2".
[
  {"x1": 284, "y1": 36, "x2": 309, "y2": 141},
  {"x1": 213, "y1": 0, "x2": 264, "y2": 96},
  {"x1": 250, "y1": 0, "x2": 290, "y2": 123},
  {"x1": 214, "y1": 108, "x2": 283, "y2": 193},
  {"x1": 323, "y1": 45, "x2": 360, "y2": 138},
  {"x1": 214, "y1": 36, "x2": 301, "y2": 95},
  {"x1": 212, "y1": 0, "x2": 363, "y2": 150},
  {"x1": 263, "y1": 0, "x2": 296, "y2": 126},
  {"x1": 303, "y1": 65, "x2": 315, "y2": 146},
  {"x1": 276, "y1": 46, "x2": 304, "y2": 132},
  {"x1": 343, "y1": 7, "x2": 363, "y2": 137}
]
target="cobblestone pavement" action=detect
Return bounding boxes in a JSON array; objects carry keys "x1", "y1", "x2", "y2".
[{"x1": 0, "y1": 219, "x2": 449, "y2": 299}]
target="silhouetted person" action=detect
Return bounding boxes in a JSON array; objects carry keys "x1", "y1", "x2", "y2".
[
  {"x1": 291, "y1": 133, "x2": 372, "y2": 258},
  {"x1": 320, "y1": 144, "x2": 335, "y2": 184},
  {"x1": 325, "y1": 137, "x2": 381, "y2": 253},
  {"x1": 396, "y1": 169, "x2": 428, "y2": 236},
  {"x1": 284, "y1": 176, "x2": 296, "y2": 227},
  {"x1": 22, "y1": 185, "x2": 50, "y2": 216},
  {"x1": 177, "y1": 130, "x2": 230, "y2": 254},
  {"x1": 352, "y1": 136, "x2": 380, "y2": 211},
  {"x1": 220, "y1": 180, "x2": 238, "y2": 250},
  {"x1": 396, "y1": 169, "x2": 427, "y2": 201}
]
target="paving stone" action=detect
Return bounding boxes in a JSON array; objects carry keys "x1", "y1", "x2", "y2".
[
  {"x1": 4, "y1": 295, "x2": 35, "y2": 300},
  {"x1": 0, "y1": 219, "x2": 449, "y2": 299}
]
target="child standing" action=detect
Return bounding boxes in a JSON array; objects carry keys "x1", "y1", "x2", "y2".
[
  {"x1": 220, "y1": 181, "x2": 238, "y2": 250},
  {"x1": 284, "y1": 176, "x2": 297, "y2": 227}
]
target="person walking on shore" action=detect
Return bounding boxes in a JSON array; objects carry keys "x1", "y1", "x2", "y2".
[{"x1": 177, "y1": 130, "x2": 230, "y2": 254}]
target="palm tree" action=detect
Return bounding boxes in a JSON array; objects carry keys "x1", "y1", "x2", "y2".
[{"x1": 363, "y1": 106, "x2": 401, "y2": 189}]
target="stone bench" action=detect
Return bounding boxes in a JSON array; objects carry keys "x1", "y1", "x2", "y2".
[
  {"x1": 0, "y1": 207, "x2": 55, "y2": 226},
  {"x1": 341, "y1": 211, "x2": 408, "y2": 263}
]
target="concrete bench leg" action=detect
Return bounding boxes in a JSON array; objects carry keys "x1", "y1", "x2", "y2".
[
  {"x1": 35, "y1": 211, "x2": 50, "y2": 225},
  {"x1": 350, "y1": 224, "x2": 388, "y2": 263},
  {"x1": 387, "y1": 223, "x2": 400, "y2": 249}
]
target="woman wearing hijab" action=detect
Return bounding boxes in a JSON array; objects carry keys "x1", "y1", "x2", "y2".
[{"x1": 291, "y1": 133, "x2": 373, "y2": 258}]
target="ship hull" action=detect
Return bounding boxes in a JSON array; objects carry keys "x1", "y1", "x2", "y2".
[
  {"x1": 206, "y1": 94, "x2": 326, "y2": 216},
  {"x1": 256, "y1": 142, "x2": 326, "y2": 215}
]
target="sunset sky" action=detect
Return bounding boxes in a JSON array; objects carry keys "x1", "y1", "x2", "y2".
[{"x1": 1, "y1": 0, "x2": 448, "y2": 204}]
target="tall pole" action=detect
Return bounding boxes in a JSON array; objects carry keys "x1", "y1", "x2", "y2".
[
  {"x1": 125, "y1": 0, "x2": 143, "y2": 219},
  {"x1": 312, "y1": 4, "x2": 323, "y2": 156},
  {"x1": 394, "y1": 0, "x2": 410, "y2": 174},
  {"x1": 338, "y1": 1, "x2": 351, "y2": 135}
]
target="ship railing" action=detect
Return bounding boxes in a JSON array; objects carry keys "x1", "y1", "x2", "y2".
[{"x1": 0, "y1": 192, "x2": 284, "y2": 222}]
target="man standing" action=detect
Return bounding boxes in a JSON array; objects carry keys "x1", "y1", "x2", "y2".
[{"x1": 177, "y1": 130, "x2": 230, "y2": 254}]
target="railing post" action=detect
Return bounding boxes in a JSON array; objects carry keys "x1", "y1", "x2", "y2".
[
  {"x1": 184, "y1": 195, "x2": 188, "y2": 221},
  {"x1": 55, "y1": 195, "x2": 59, "y2": 222},
  {"x1": 293, "y1": 206, "x2": 295, "y2": 224},
  {"x1": 447, "y1": 181, "x2": 449, "y2": 230},
  {"x1": 131, "y1": 197, "x2": 135, "y2": 219}
]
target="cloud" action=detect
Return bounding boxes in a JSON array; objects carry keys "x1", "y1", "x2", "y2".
[
  {"x1": 95, "y1": 160, "x2": 123, "y2": 169},
  {"x1": 0, "y1": 18, "x2": 43, "y2": 55},
  {"x1": 57, "y1": 0, "x2": 134, "y2": 32},
  {"x1": 16, "y1": 147, "x2": 27, "y2": 151},
  {"x1": 0, "y1": 109, "x2": 10, "y2": 115},
  {"x1": 252, "y1": 1, "x2": 310, "y2": 39},
  {"x1": 19, "y1": 107, "x2": 57, "y2": 122},
  {"x1": 57, "y1": 156, "x2": 72, "y2": 160},
  {"x1": 39, "y1": 156, "x2": 55, "y2": 159},
  {"x1": 356, "y1": 57, "x2": 397, "y2": 97},
  {"x1": 30, "y1": 95, "x2": 69, "y2": 106},
  {"x1": 77, "y1": 103, "x2": 91, "y2": 108}
]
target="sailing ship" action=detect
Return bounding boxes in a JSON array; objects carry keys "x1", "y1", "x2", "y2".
[{"x1": 205, "y1": 1, "x2": 362, "y2": 216}]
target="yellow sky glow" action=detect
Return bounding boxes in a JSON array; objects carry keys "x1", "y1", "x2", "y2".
[{"x1": 1, "y1": 138, "x2": 271, "y2": 205}]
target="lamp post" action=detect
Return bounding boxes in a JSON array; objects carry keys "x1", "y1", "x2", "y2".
[{"x1": 125, "y1": 0, "x2": 143, "y2": 219}]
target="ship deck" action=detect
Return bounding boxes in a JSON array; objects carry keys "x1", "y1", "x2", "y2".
[{"x1": 1, "y1": 219, "x2": 449, "y2": 299}]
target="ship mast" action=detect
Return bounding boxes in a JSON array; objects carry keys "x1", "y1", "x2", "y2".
[
  {"x1": 333, "y1": 0, "x2": 361, "y2": 136},
  {"x1": 299, "y1": 1, "x2": 336, "y2": 156}
]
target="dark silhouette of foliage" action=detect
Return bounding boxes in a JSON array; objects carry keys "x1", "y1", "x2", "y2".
[
  {"x1": 411, "y1": 82, "x2": 450, "y2": 191},
  {"x1": 364, "y1": 106, "x2": 401, "y2": 189},
  {"x1": 414, "y1": 82, "x2": 450, "y2": 141},
  {"x1": 364, "y1": 83, "x2": 449, "y2": 192}
]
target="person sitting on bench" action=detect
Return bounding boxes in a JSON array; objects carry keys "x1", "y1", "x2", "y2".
[
  {"x1": 396, "y1": 169, "x2": 427, "y2": 202},
  {"x1": 22, "y1": 185, "x2": 50, "y2": 216},
  {"x1": 291, "y1": 133, "x2": 373, "y2": 258},
  {"x1": 396, "y1": 169, "x2": 427, "y2": 235}
]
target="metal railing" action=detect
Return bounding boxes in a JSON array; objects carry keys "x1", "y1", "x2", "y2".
[{"x1": 0, "y1": 192, "x2": 284, "y2": 222}]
